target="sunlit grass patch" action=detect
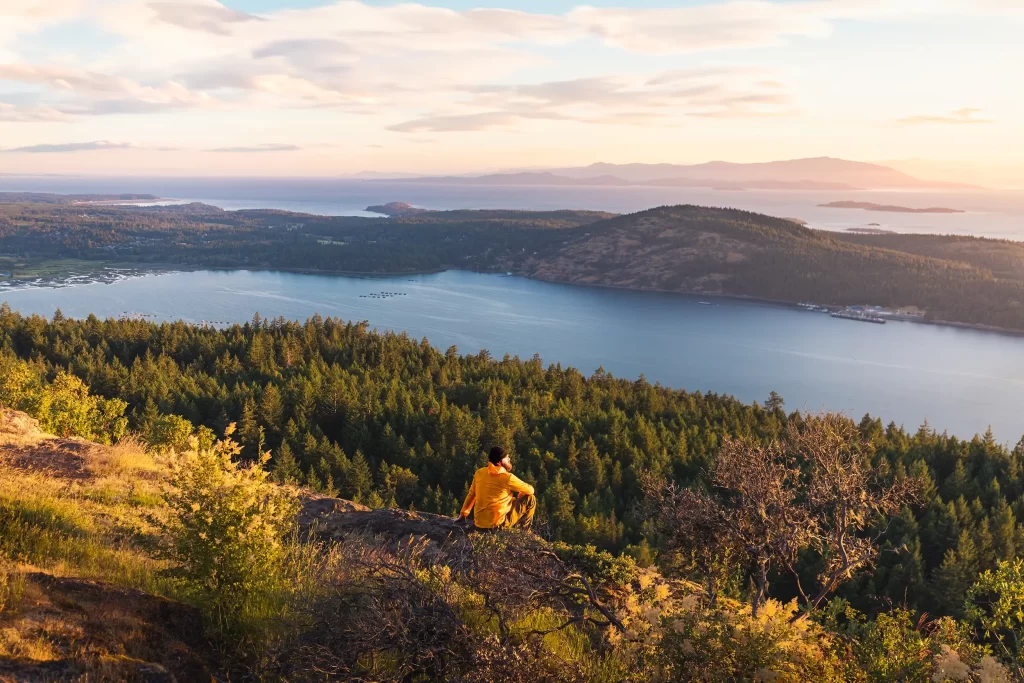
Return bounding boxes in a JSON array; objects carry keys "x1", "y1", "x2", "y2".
[
  {"x1": 87, "y1": 434, "x2": 161, "y2": 478},
  {"x1": 0, "y1": 623, "x2": 60, "y2": 662},
  {"x1": 0, "y1": 465, "x2": 171, "y2": 597},
  {"x1": 0, "y1": 560, "x2": 25, "y2": 616}
]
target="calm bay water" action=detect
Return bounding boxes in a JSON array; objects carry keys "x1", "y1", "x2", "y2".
[{"x1": 2, "y1": 269, "x2": 1023, "y2": 442}]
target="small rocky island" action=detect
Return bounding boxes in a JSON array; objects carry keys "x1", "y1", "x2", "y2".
[
  {"x1": 820, "y1": 201, "x2": 964, "y2": 214},
  {"x1": 365, "y1": 201, "x2": 431, "y2": 217},
  {"x1": 846, "y1": 227, "x2": 897, "y2": 235}
]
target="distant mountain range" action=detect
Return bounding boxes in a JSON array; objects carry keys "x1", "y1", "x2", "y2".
[{"x1": 379, "y1": 157, "x2": 978, "y2": 191}]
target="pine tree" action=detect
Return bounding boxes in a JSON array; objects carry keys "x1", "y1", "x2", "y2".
[
  {"x1": 273, "y1": 442, "x2": 301, "y2": 485},
  {"x1": 238, "y1": 396, "x2": 260, "y2": 456},
  {"x1": 342, "y1": 450, "x2": 373, "y2": 503},
  {"x1": 259, "y1": 384, "x2": 283, "y2": 437},
  {"x1": 578, "y1": 438, "x2": 605, "y2": 495}
]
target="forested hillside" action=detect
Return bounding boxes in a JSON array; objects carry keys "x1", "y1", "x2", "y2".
[
  {"x1": 836, "y1": 232, "x2": 1024, "y2": 280},
  {"x1": 0, "y1": 198, "x2": 610, "y2": 274},
  {"x1": 528, "y1": 206, "x2": 1024, "y2": 329},
  {"x1": 0, "y1": 306, "x2": 1021, "y2": 630}
]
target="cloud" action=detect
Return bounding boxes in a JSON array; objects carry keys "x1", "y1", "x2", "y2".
[
  {"x1": 3, "y1": 140, "x2": 135, "y2": 153},
  {"x1": 389, "y1": 112, "x2": 520, "y2": 133},
  {"x1": 4, "y1": 0, "x2": 1019, "y2": 158},
  {"x1": 8, "y1": 0, "x2": 985, "y2": 129},
  {"x1": 205, "y1": 144, "x2": 301, "y2": 152},
  {"x1": 392, "y1": 68, "x2": 796, "y2": 132},
  {"x1": 0, "y1": 102, "x2": 70, "y2": 122},
  {"x1": 146, "y1": 0, "x2": 262, "y2": 36},
  {"x1": 252, "y1": 39, "x2": 352, "y2": 61},
  {"x1": 0, "y1": 63, "x2": 218, "y2": 119},
  {"x1": 0, "y1": 0, "x2": 82, "y2": 41},
  {"x1": 568, "y1": 3, "x2": 834, "y2": 54},
  {"x1": 896, "y1": 108, "x2": 993, "y2": 125}
]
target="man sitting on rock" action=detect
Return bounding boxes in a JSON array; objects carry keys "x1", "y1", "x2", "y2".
[{"x1": 456, "y1": 447, "x2": 536, "y2": 530}]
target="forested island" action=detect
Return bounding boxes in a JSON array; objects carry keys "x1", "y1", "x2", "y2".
[
  {"x1": 0, "y1": 308, "x2": 1022, "y2": 680},
  {"x1": 821, "y1": 201, "x2": 965, "y2": 214},
  {"x1": 3, "y1": 194, "x2": 1022, "y2": 330},
  {"x1": 365, "y1": 201, "x2": 431, "y2": 217}
]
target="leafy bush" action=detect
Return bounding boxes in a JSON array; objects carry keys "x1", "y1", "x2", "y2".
[
  {"x1": 37, "y1": 371, "x2": 127, "y2": 444},
  {"x1": 644, "y1": 595, "x2": 843, "y2": 682},
  {"x1": 0, "y1": 355, "x2": 127, "y2": 444},
  {"x1": 148, "y1": 414, "x2": 197, "y2": 451},
  {"x1": 162, "y1": 424, "x2": 300, "y2": 632},
  {"x1": 966, "y1": 559, "x2": 1024, "y2": 679},
  {"x1": 0, "y1": 353, "x2": 40, "y2": 411}
]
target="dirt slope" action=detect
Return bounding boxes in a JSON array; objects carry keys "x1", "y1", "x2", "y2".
[{"x1": 0, "y1": 409, "x2": 214, "y2": 682}]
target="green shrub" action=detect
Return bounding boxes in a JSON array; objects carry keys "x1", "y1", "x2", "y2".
[
  {"x1": 965, "y1": 559, "x2": 1024, "y2": 679},
  {"x1": 37, "y1": 371, "x2": 128, "y2": 444},
  {"x1": 0, "y1": 355, "x2": 128, "y2": 444},
  {"x1": 162, "y1": 424, "x2": 300, "y2": 633},
  {"x1": 0, "y1": 353, "x2": 41, "y2": 411},
  {"x1": 148, "y1": 413, "x2": 197, "y2": 451}
]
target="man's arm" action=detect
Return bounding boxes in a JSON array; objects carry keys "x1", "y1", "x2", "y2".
[
  {"x1": 457, "y1": 477, "x2": 477, "y2": 519},
  {"x1": 507, "y1": 473, "x2": 535, "y2": 497}
]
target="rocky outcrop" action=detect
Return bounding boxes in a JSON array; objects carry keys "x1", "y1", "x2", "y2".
[{"x1": 299, "y1": 495, "x2": 477, "y2": 548}]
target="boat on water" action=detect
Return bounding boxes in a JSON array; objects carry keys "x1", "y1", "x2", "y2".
[
  {"x1": 698, "y1": 301, "x2": 713, "y2": 306},
  {"x1": 831, "y1": 310, "x2": 887, "y2": 324}
]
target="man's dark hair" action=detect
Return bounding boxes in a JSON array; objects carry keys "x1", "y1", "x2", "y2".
[{"x1": 488, "y1": 447, "x2": 506, "y2": 465}]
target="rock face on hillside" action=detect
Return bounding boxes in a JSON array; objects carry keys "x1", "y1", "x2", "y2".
[
  {"x1": 300, "y1": 495, "x2": 476, "y2": 550},
  {"x1": 0, "y1": 408, "x2": 95, "y2": 480}
]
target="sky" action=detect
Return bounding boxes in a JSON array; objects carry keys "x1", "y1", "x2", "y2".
[{"x1": 0, "y1": 0, "x2": 1022, "y2": 184}]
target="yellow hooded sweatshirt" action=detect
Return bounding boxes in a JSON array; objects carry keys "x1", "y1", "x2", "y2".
[{"x1": 460, "y1": 463, "x2": 535, "y2": 529}]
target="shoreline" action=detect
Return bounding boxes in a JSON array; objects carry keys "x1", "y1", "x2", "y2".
[
  {"x1": 3, "y1": 262, "x2": 1024, "y2": 338},
  {"x1": 522, "y1": 274, "x2": 1024, "y2": 338}
]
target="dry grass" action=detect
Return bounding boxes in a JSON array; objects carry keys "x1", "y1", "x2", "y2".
[
  {"x1": 0, "y1": 572, "x2": 213, "y2": 680},
  {"x1": 86, "y1": 433, "x2": 160, "y2": 478}
]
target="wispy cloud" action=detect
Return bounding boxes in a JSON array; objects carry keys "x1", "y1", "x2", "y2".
[
  {"x1": 0, "y1": 101, "x2": 70, "y2": 122},
  {"x1": 389, "y1": 112, "x2": 520, "y2": 134},
  {"x1": 391, "y1": 68, "x2": 795, "y2": 132},
  {"x1": 0, "y1": 63, "x2": 216, "y2": 118},
  {"x1": 204, "y1": 143, "x2": 302, "y2": 152},
  {"x1": 2, "y1": 140, "x2": 181, "y2": 153},
  {"x1": 896, "y1": 108, "x2": 993, "y2": 125},
  {"x1": 3, "y1": 140, "x2": 134, "y2": 153}
]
